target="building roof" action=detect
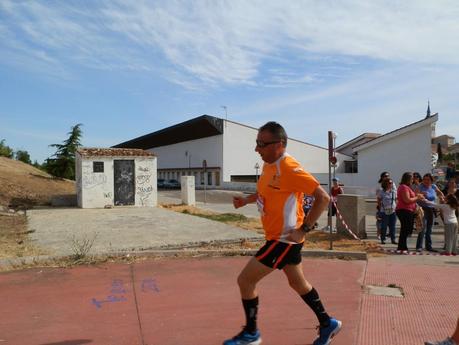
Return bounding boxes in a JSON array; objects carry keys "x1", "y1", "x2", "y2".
[
  {"x1": 336, "y1": 132, "x2": 381, "y2": 152},
  {"x1": 434, "y1": 134, "x2": 455, "y2": 139},
  {"x1": 77, "y1": 148, "x2": 155, "y2": 157},
  {"x1": 353, "y1": 113, "x2": 439, "y2": 152},
  {"x1": 447, "y1": 143, "x2": 459, "y2": 153},
  {"x1": 113, "y1": 115, "x2": 224, "y2": 149}
]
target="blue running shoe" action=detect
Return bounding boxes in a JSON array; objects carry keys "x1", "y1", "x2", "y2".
[
  {"x1": 223, "y1": 329, "x2": 262, "y2": 345},
  {"x1": 312, "y1": 318, "x2": 342, "y2": 345}
]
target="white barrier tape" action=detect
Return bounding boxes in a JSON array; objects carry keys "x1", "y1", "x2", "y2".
[
  {"x1": 381, "y1": 248, "x2": 444, "y2": 256},
  {"x1": 331, "y1": 200, "x2": 361, "y2": 241}
]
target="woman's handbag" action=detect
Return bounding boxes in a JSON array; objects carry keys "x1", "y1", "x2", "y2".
[{"x1": 414, "y1": 205, "x2": 424, "y2": 234}]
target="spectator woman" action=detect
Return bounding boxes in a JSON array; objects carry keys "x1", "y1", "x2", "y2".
[
  {"x1": 396, "y1": 172, "x2": 424, "y2": 253},
  {"x1": 442, "y1": 179, "x2": 459, "y2": 198},
  {"x1": 378, "y1": 178, "x2": 397, "y2": 244},
  {"x1": 411, "y1": 172, "x2": 422, "y2": 192},
  {"x1": 442, "y1": 179, "x2": 459, "y2": 219},
  {"x1": 416, "y1": 173, "x2": 444, "y2": 252},
  {"x1": 376, "y1": 172, "x2": 392, "y2": 239},
  {"x1": 434, "y1": 194, "x2": 458, "y2": 256}
]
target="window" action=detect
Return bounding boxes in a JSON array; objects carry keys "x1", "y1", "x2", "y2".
[
  {"x1": 207, "y1": 172, "x2": 212, "y2": 185},
  {"x1": 93, "y1": 161, "x2": 104, "y2": 173},
  {"x1": 344, "y1": 160, "x2": 358, "y2": 173}
]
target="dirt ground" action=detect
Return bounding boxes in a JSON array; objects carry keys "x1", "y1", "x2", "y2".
[
  {"x1": 161, "y1": 204, "x2": 384, "y2": 255},
  {"x1": 0, "y1": 157, "x2": 75, "y2": 207},
  {"x1": 0, "y1": 213, "x2": 47, "y2": 259},
  {"x1": 0, "y1": 157, "x2": 74, "y2": 259}
]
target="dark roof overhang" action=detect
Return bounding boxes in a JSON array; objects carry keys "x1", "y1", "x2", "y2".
[{"x1": 113, "y1": 115, "x2": 224, "y2": 149}]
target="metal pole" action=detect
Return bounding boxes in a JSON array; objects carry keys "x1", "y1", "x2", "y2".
[
  {"x1": 328, "y1": 131, "x2": 333, "y2": 250},
  {"x1": 204, "y1": 176, "x2": 207, "y2": 204}
]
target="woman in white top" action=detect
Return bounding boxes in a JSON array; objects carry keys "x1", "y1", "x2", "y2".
[{"x1": 432, "y1": 194, "x2": 458, "y2": 256}]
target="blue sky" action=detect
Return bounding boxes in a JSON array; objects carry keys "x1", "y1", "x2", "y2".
[{"x1": 1, "y1": 0, "x2": 458, "y2": 163}]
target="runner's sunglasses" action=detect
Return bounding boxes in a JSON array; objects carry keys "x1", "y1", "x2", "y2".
[{"x1": 256, "y1": 140, "x2": 281, "y2": 148}]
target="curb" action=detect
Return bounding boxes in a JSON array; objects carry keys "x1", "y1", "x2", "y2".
[{"x1": 0, "y1": 246, "x2": 367, "y2": 271}]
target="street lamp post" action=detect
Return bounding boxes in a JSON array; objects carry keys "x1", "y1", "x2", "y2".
[{"x1": 254, "y1": 162, "x2": 260, "y2": 182}]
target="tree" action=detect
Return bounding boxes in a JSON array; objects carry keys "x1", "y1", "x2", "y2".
[
  {"x1": 437, "y1": 143, "x2": 443, "y2": 163},
  {"x1": 45, "y1": 123, "x2": 83, "y2": 180},
  {"x1": 15, "y1": 150, "x2": 32, "y2": 164},
  {"x1": 0, "y1": 139, "x2": 14, "y2": 158}
]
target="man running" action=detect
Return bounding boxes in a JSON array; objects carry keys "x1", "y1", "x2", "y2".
[{"x1": 223, "y1": 121, "x2": 342, "y2": 345}]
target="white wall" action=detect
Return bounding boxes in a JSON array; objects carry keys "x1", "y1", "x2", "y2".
[
  {"x1": 223, "y1": 121, "x2": 263, "y2": 182},
  {"x1": 356, "y1": 124, "x2": 433, "y2": 194},
  {"x1": 77, "y1": 155, "x2": 157, "y2": 208},
  {"x1": 134, "y1": 158, "x2": 157, "y2": 207},
  {"x1": 150, "y1": 135, "x2": 223, "y2": 171},
  {"x1": 80, "y1": 157, "x2": 114, "y2": 208},
  {"x1": 222, "y1": 120, "x2": 332, "y2": 182}
]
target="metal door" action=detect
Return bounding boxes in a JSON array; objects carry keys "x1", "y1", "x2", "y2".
[{"x1": 114, "y1": 160, "x2": 135, "y2": 206}]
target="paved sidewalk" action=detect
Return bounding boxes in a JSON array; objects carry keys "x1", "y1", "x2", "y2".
[
  {"x1": 0, "y1": 256, "x2": 458, "y2": 345},
  {"x1": 27, "y1": 206, "x2": 262, "y2": 256}
]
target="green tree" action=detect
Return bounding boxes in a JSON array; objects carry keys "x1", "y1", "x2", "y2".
[
  {"x1": 46, "y1": 123, "x2": 83, "y2": 179},
  {"x1": 0, "y1": 139, "x2": 14, "y2": 158},
  {"x1": 15, "y1": 150, "x2": 32, "y2": 164},
  {"x1": 437, "y1": 143, "x2": 443, "y2": 163},
  {"x1": 32, "y1": 160, "x2": 43, "y2": 170}
]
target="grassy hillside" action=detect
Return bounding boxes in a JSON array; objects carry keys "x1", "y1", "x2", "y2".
[{"x1": 0, "y1": 157, "x2": 75, "y2": 207}]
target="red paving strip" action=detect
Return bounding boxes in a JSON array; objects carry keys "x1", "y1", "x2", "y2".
[
  {"x1": 0, "y1": 257, "x2": 365, "y2": 345},
  {"x1": 357, "y1": 259, "x2": 459, "y2": 345}
]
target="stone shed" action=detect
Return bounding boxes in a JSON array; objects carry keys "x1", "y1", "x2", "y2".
[{"x1": 76, "y1": 148, "x2": 157, "y2": 208}]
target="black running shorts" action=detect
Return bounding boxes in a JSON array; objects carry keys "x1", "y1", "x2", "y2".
[{"x1": 255, "y1": 240, "x2": 303, "y2": 270}]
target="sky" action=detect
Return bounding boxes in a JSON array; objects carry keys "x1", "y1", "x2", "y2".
[{"x1": 1, "y1": 0, "x2": 459, "y2": 164}]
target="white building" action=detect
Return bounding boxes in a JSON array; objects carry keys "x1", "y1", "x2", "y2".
[
  {"x1": 76, "y1": 148, "x2": 157, "y2": 208},
  {"x1": 336, "y1": 113, "x2": 439, "y2": 195},
  {"x1": 113, "y1": 112, "x2": 439, "y2": 196},
  {"x1": 114, "y1": 115, "x2": 350, "y2": 189}
]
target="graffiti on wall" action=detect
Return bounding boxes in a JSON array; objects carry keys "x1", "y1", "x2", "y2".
[{"x1": 136, "y1": 163, "x2": 154, "y2": 206}]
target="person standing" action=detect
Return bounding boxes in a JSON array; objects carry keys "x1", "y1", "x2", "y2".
[
  {"x1": 433, "y1": 195, "x2": 458, "y2": 256},
  {"x1": 377, "y1": 178, "x2": 397, "y2": 244},
  {"x1": 411, "y1": 172, "x2": 422, "y2": 192},
  {"x1": 225, "y1": 121, "x2": 341, "y2": 345},
  {"x1": 396, "y1": 172, "x2": 424, "y2": 253},
  {"x1": 416, "y1": 173, "x2": 444, "y2": 252},
  {"x1": 329, "y1": 177, "x2": 343, "y2": 230}
]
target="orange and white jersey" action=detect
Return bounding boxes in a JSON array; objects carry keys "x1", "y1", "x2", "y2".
[{"x1": 256, "y1": 153, "x2": 319, "y2": 243}]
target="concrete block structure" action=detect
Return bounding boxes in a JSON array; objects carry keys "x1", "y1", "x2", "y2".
[
  {"x1": 337, "y1": 194, "x2": 367, "y2": 239},
  {"x1": 76, "y1": 148, "x2": 157, "y2": 208}
]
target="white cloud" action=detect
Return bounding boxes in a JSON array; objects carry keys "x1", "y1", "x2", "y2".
[{"x1": 1, "y1": 0, "x2": 459, "y2": 88}]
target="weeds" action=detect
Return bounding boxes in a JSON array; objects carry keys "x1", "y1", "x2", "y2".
[{"x1": 70, "y1": 232, "x2": 98, "y2": 262}]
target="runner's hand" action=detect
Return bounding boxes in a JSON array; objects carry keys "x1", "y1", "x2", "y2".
[
  {"x1": 233, "y1": 196, "x2": 246, "y2": 209},
  {"x1": 286, "y1": 229, "x2": 305, "y2": 243}
]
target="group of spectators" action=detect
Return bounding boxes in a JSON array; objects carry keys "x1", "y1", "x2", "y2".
[{"x1": 376, "y1": 166, "x2": 459, "y2": 255}]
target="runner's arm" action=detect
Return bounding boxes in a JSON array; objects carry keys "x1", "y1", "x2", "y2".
[
  {"x1": 303, "y1": 185, "x2": 330, "y2": 228},
  {"x1": 233, "y1": 193, "x2": 258, "y2": 209}
]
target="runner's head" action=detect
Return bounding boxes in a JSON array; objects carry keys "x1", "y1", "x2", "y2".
[{"x1": 256, "y1": 122, "x2": 287, "y2": 163}]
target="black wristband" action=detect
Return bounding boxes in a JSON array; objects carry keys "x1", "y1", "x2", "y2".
[{"x1": 301, "y1": 223, "x2": 315, "y2": 234}]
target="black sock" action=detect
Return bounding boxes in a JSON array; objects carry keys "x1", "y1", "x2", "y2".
[
  {"x1": 301, "y1": 288, "x2": 331, "y2": 327},
  {"x1": 242, "y1": 297, "x2": 258, "y2": 333}
]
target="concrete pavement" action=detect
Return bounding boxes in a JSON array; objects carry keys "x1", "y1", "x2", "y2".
[
  {"x1": 1, "y1": 190, "x2": 458, "y2": 344},
  {"x1": 0, "y1": 256, "x2": 458, "y2": 345}
]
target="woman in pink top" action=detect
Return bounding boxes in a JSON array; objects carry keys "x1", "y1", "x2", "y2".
[{"x1": 396, "y1": 172, "x2": 424, "y2": 253}]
